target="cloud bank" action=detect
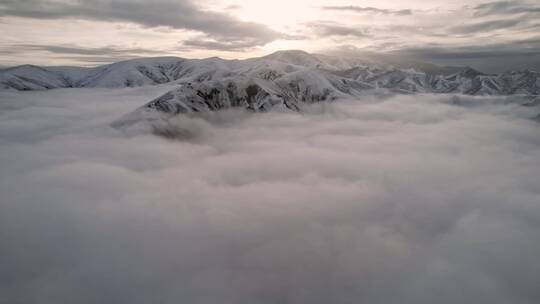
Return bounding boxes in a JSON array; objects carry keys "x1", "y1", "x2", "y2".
[
  {"x1": 1, "y1": 87, "x2": 540, "y2": 303},
  {"x1": 321, "y1": 5, "x2": 413, "y2": 16},
  {"x1": 0, "y1": 0, "x2": 280, "y2": 48}
]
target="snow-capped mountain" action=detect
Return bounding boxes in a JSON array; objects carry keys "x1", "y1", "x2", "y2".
[
  {"x1": 0, "y1": 65, "x2": 76, "y2": 90},
  {"x1": 2, "y1": 50, "x2": 539, "y2": 96},
  {"x1": 136, "y1": 70, "x2": 373, "y2": 115},
  {"x1": 2, "y1": 50, "x2": 539, "y2": 123},
  {"x1": 0, "y1": 56, "x2": 252, "y2": 90}
]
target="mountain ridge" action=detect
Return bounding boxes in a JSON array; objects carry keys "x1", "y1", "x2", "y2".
[
  {"x1": 0, "y1": 50, "x2": 540, "y2": 95},
  {"x1": 2, "y1": 50, "x2": 539, "y2": 126}
]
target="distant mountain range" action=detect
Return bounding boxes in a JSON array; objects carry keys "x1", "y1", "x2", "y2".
[
  {"x1": 2, "y1": 50, "x2": 539, "y2": 123},
  {"x1": 2, "y1": 50, "x2": 539, "y2": 94}
]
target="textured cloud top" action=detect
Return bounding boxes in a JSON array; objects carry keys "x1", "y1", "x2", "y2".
[{"x1": 1, "y1": 87, "x2": 540, "y2": 303}]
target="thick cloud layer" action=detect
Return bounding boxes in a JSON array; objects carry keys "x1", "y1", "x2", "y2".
[
  {"x1": 1, "y1": 87, "x2": 540, "y2": 303},
  {"x1": 0, "y1": 0, "x2": 280, "y2": 48}
]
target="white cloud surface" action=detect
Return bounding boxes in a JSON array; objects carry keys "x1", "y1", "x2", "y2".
[{"x1": 1, "y1": 88, "x2": 540, "y2": 303}]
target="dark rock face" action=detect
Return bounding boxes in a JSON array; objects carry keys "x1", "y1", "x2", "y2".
[
  {"x1": 136, "y1": 69, "x2": 380, "y2": 118},
  {"x1": 120, "y1": 65, "x2": 540, "y2": 123},
  {"x1": 143, "y1": 77, "x2": 300, "y2": 114}
]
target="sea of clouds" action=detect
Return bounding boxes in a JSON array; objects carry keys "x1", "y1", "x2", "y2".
[{"x1": 1, "y1": 86, "x2": 540, "y2": 304}]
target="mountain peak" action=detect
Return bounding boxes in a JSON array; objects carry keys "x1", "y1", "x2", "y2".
[
  {"x1": 264, "y1": 50, "x2": 313, "y2": 57},
  {"x1": 260, "y1": 50, "x2": 331, "y2": 69},
  {"x1": 457, "y1": 67, "x2": 485, "y2": 78},
  {"x1": 1, "y1": 52, "x2": 539, "y2": 95}
]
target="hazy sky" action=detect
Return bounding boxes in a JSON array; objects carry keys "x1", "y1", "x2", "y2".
[{"x1": 0, "y1": 0, "x2": 539, "y2": 71}]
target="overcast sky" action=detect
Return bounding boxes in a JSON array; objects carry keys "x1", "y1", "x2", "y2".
[{"x1": 0, "y1": 0, "x2": 539, "y2": 71}]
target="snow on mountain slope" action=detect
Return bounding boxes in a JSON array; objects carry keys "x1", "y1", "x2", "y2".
[
  {"x1": 314, "y1": 53, "x2": 375, "y2": 70},
  {"x1": 149, "y1": 76, "x2": 293, "y2": 113},
  {"x1": 3, "y1": 50, "x2": 539, "y2": 129},
  {"x1": 0, "y1": 57, "x2": 239, "y2": 90},
  {"x1": 500, "y1": 70, "x2": 540, "y2": 95},
  {"x1": 0, "y1": 58, "x2": 184, "y2": 90},
  {"x1": 112, "y1": 76, "x2": 295, "y2": 128},
  {"x1": 72, "y1": 56, "x2": 241, "y2": 88},
  {"x1": 336, "y1": 66, "x2": 540, "y2": 96},
  {"x1": 0, "y1": 65, "x2": 71, "y2": 90},
  {"x1": 2, "y1": 50, "x2": 539, "y2": 97},
  {"x1": 115, "y1": 69, "x2": 387, "y2": 127},
  {"x1": 234, "y1": 60, "x2": 303, "y2": 80},
  {"x1": 257, "y1": 50, "x2": 335, "y2": 70},
  {"x1": 74, "y1": 57, "x2": 187, "y2": 88},
  {"x1": 274, "y1": 68, "x2": 373, "y2": 102}
]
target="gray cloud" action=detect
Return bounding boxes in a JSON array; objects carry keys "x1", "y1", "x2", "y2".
[
  {"x1": 180, "y1": 38, "x2": 264, "y2": 52},
  {"x1": 0, "y1": 44, "x2": 170, "y2": 65},
  {"x1": 0, "y1": 0, "x2": 280, "y2": 46},
  {"x1": 474, "y1": 0, "x2": 540, "y2": 16},
  {"x1": 322, "y1": 5, "x2": 413, "y2": 16},
  {"x1": 1, "y1": 86, "x2": 540, "y2": 303},
  {"x1": 16, "y1": 44, "x2": 164, "y2": 56},
  {"x1": 177, "y1": 32, "x2": 307, "y2": 52},
  {"x1": 386, "y1": 40, "x2": 540, "y2": 72},
  {"x1": 450, "y1": 19, "x2": 522, "y2": 33},
  {"x1": 320, "y1": 19, "x2": 540, "y2": 72},
  {"x1": 396, "y1": 45, "x2": 539, "y2": 59},
  {"x1": 307, "y1": 22, "x2": 369, "y2": 38}
]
